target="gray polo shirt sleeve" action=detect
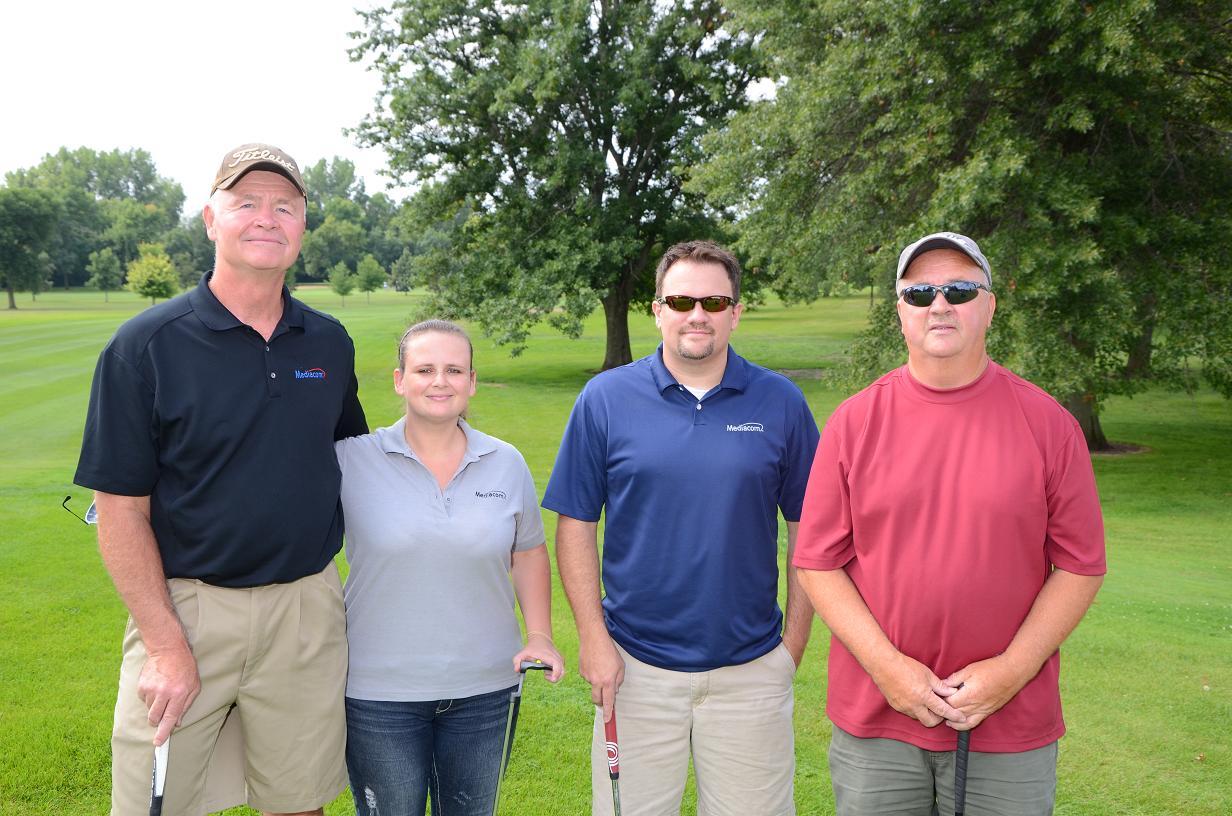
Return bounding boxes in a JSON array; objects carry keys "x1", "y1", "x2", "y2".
[{"x1": 513, "y1": 457, "x2": 546, "y2": 551}]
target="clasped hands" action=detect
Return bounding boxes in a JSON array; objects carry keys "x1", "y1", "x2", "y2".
[{"x1": 871, "y1": 651, "x2": 1033, "y2": 731}]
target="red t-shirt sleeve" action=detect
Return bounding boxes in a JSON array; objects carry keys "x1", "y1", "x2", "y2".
[
  {"x1": 1044, "y1": 422, "x2": 1107, "y2": 576},
  {"x1": 793, "y1": 416, "x2": 854, "y2": 571}
]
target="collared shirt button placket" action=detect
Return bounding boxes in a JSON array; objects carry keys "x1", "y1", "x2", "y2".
[{"x1": 264, "y1": 339, "x2": 281, "y2": 398}]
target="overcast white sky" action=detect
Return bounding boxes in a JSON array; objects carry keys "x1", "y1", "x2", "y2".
[{"x1": 0, "y1": 0, "x2": 403, "y2": 213}]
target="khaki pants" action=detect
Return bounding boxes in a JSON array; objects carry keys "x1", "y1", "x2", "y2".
[
  {"x1": 110, "y1": 564, "x2": 348, "y2": 815},
  {"x1": 590, "y1": 641, "x2": 797, "y2": 816}
]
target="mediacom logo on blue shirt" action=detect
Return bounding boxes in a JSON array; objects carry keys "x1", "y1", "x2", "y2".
[
  {"x1": 295, "y1": 368, "x2": 327, "y2": 380},
  {"x1": 726, "y1": 422, "x2": 764, "y2": 432}
]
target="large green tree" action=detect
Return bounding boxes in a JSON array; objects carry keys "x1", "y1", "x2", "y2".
[
  {"x1": 353, "y1": 0, "x2": 759, "y2": 369},
  {"x1": 694, "y1": 0, "x2": 1232, "y2": 448},
  {"x1": 0, "y1": 187, "x2": 59, "y2": 309}
]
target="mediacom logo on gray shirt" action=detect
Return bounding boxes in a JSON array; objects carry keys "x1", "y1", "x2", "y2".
[{"x1": 474, "y1": 490, "x2": 507, "y2": 499}]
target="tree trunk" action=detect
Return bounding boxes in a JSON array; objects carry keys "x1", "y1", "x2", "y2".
[
  {"x1": 1063, "y1": 392, "x2": 1110, "y2": 452},
  {"x1": 600, "y1": 286, "x2": 633, "y2": 370},
  {"x1": 6, "y1": 283, "x2": 16, "y2": 310},
  {"x1": 1125, "y1": 294, "x2": 1157, "y2": 379}
]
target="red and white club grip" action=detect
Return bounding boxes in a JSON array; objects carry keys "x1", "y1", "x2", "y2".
[{"x1": 604, "y1": 713, "x2": 621, "y2": 779}]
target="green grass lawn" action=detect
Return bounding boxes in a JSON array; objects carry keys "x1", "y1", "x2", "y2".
[{"x1": 1, "y1": 286, "x2": 1228, "y2": 814}]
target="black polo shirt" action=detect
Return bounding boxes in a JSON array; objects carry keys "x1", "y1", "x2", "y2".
[{"x1": 75, "y1": 273, "x2": 368, "y2": 587}]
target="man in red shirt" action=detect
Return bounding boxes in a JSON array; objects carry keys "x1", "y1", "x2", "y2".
[{"x1": 794, "y1": 232, "x2": 1106, "y2": 815}]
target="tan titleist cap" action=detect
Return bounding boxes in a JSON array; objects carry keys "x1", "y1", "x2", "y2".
[{"x1": 210, "y1": 143, "x2": 307, "y2": 197}]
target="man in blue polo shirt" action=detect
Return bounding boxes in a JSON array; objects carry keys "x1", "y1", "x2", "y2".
[
  {"x1": 75, "y1": 143, "x2": 366, "y2": 816},
  {"x1": 544, "y1": 240, "x2": 820, "y2": 815}
]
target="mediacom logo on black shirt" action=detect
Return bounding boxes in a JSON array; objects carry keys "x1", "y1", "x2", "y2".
[{"x1": 295, "y1": 368, "x2": 327, "y2": 380}]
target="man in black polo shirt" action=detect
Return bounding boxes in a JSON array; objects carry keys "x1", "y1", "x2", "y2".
[{"x1": 75, "y1": 143, "x2": 367, "y2": 816}]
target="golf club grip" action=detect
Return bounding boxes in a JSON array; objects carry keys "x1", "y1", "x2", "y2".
[
  {"x1": 519, "y1": 660, "x2": 551, "y2": 673},
  {"x1": 954, "y1": 730, "x2": 970, "y2": 816},
  {"x1": 604, "y1": 712, "x2": 621, "y2": 779},
  {"x1": 150, "y1": 740, "x2": 168, "y2": 816}
]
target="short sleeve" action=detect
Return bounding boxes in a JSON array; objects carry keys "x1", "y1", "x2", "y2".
[
  {"x1": 73, "y1": 347, "x2": 159, "y2": 496},
  {"x1": 778, "y1": 390, "x2": 821, "y2": 521},
  {"x1": 334, "y1": 366, "x2": 368, "y2": 441},
  {"x1": 513, "y1": 459, "x2": 546, "y2": 552},
  {"x1": 541, "y1": 386, "x2": 609, "y2": 521},
  {"x1": 1043, "y1": 424, "x2": 1107, "y2": 575},
  {"x1": 792, "y1": 417, "x2": 855, "y2": 571},
  {"x1": 334, "y1": 437, "x2": 351, "y2": 476}
]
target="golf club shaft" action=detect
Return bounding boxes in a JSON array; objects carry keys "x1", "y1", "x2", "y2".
[
  {"x1": 604, "y1": 710, "x2": 622, "y2": 816},
  {"x1": 954, "y1": 729, "x2": 970, "y2": 816},
  {"x1": 491, "y1": 661, "x2": 550, "y2": 816}
]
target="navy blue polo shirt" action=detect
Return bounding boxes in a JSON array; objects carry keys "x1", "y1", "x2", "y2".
[
  {"x1": 542, "y1": 345, "x2": 819, "y2": 671},
  {"x1": 74, "y1": 273, "x2": 368, "y2": 588}
]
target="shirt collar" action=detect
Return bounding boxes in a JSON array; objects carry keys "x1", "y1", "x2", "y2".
[
  {"x1": 650, "y1": 344, "x2": 749, "y2": 394},
  {"x1": 187, "y1": 271, "x2": 301, "y2": 332},
  {"x1": 376, "y1": 417, "x2": 498, "y2": 463}
]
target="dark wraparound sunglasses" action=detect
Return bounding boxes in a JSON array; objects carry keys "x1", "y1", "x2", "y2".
[
  {"x1": 656, "y1": 295, "x2": 736, "y2": 312},
  {"x1": 899, "y1": 281, "x2": 990, "y2": 307}
]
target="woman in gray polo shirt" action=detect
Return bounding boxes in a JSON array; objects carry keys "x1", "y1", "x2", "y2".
[{"x1": 336, "y1": 319, "x2": 563, "y2": 816}]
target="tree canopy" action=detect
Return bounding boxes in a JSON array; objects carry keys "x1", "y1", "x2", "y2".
[
  {"x1": 0, "y1": 187, "x2": 59, "y2": 309},
  {"x1": 125, "y1": 243, "x2": 178, "y2": 304},
  {"x1": 693, "y1": 0, "x2": 1232, "y2": 448},
  {"x1": 2, "y1": 150, "x2": 390, "y2": 295},
  {"x1": 86, "y1": 248, "x2": 122, "y2": 302},
  {"x1": 329, "y1": 261, "x2": 356, "y2": 304},
  {"x1": 356, "y1": 254, "x2": 387, "y2": 303},
  {"x1": 353, "y1": 0, "x2": 760, "y2": 369},
  {"x1": 5, "y1": 147, "x2": 184, "y2": 289}
]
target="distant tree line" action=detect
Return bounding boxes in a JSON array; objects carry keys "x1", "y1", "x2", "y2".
[{"x1": 0, "y1": 149, "x2": 410, "y2": 309}]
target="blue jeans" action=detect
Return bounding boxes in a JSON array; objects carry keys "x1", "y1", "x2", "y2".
[{"x1": 345, "y1": 686, "x2": 516, "y2": 816}]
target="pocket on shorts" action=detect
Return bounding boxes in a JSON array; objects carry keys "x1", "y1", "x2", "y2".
[
  {"x1": 167, "y1": 578, "x2": 202, "y2": 646},
  {"x1": 298, "y1": 565, "x2": 347, "y2": 656},
  {"x1": 773, "y1": 641, "x2": 799, "y2": 678}
]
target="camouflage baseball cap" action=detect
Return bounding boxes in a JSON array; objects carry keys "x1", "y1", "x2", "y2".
[{"x1": 210, "y1": 143, "x2": 306, "y2": 197}]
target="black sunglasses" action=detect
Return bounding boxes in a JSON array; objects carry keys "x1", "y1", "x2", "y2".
[
  {"x1": 656, "y1": 295, "x2": 736, "y2": 313},
  {"x1": 899, "y1": 281, "x2": 990, "y2": 307}
]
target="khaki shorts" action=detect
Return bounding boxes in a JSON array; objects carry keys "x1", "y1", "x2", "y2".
[
  {"x1": 111, "y1": 563, "x2": 348, "y2": 816},
  {"x1": 590, "y1": 641, "x2": 797, "y2": 816}
]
